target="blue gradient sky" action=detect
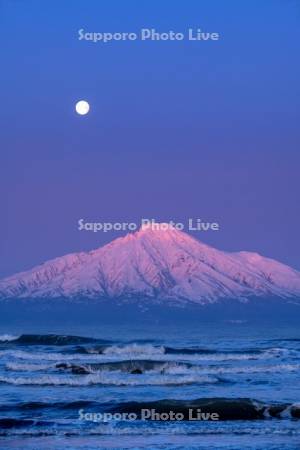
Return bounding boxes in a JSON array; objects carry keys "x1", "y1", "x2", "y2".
[{"x1": 0, "y1": 0, "x2": 300, "y2": 277}]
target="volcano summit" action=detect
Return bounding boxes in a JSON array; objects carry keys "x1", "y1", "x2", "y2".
[{"x1": 1, "y1": 224, "x2": 300, "y2": 305}]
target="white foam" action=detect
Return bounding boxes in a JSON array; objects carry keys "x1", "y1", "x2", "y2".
[
  {"x1": 0, "y1": 350, "x2": 104, "y2": 362},
  {"x1": 103, "y1": 344, "x2": 166, "y2": 356},
  {"x1": 6, "y1": 362, "x2": 53, "y2": 372},
  {"x1": 0, "y1": 334, "x2": 19, "y2": 342},
  {"x1": 169, "y1": 363, "x2": 300, "y2": 376},
  {"x1": 0, "y1": 373, "x2": 219, "y2": 387}
]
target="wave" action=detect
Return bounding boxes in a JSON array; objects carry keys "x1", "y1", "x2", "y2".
[
  {"x1": 112, "y1": 398, "x2": 300, "y2": 421},
  {"x1": 0, "y1": 334, "x2": 103, "y2": 346},
  {"x1": 0, "y1": 399, "x2": 300, "y2": 437},
  {"x1": 5, "y1": 362, "x2": 54, "y2": 372},
  {"x1": 54, "y1": 360, "x2": 180, "y2": 375},
  {"x1": 74, "y1": 344, "x2": 187, "y2": 355},
  {"x1": 0, "y1": 418, "x2": 39, "y2": 429},
  {"x1": 0, "y1": 333, "x2": 293, "y2": 364},
  {"x1": 74, "y1": 345, "x2": 109, "y2": 354},
  {"x1": 0, "y1": 348, "x2": 292, "y2": 369},
  {"x1": 172, "y1": 348, "x2": 287, "y2": 361},
  {"x1": 2, "y1": 425, "x2": 300, "y2": 438},
  {"x1": 77, "y1": 343, "x2": 263, "y2": 357},
  {"x1": 198, "y1": 363, "x2": 300, "y2": 375},
  {"x1": 5, "y1": 359, "x2": 185, "y2": 375},
  {"x1": 73, "y1": 344, "x2": 164, "y2": 356},
  {"x1": 164, "y1": 363, "x2": 300, "y2": 376},
  {"x1": 73, "y1": 344, "x2": 291, "y2": 361},
  {"x1": 102, "y1": 347, "x2": 289, "y2": 361},
  {"x1": 102, "y1": 344, "x2": 166, "y2": 356},
  {"x1": 0, "y1": 349, "x2": 109, "y2": 362},
  {"x1": 0, "y1": 372, "x2": 220, "y2": 387},
  {"x1": 6, "y1": 358, "x2": 299, "y2": 378},
  {"x1": 1, "y1": 424, "x2": 300, "y2": 439},
  {"x1": 164, "y1": 346, "x2": 260, "y2": 355},
  {"x1": 61, "y1": 361, "x2": 300, "y2": 376},
  {"x1": 0, "y1": 399, "x2": 300, "y2": 425},
  {"x1": 0, "y1": 334, "x2": 20, "y2": 342},
  {"x1": 1, "y1": 398, "x2": 299, "y2": 418},
  {"x1": 0, "y1": 400, "x2": 95, "y2": 413}
]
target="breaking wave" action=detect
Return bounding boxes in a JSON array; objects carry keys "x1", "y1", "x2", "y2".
[
  {"x1": 6, "y1": 362, "x2": 54, "y2": 372},
  {"x1": 111, "y1": 398, "x2": 300, "y2": 421},
  {"x1": 0, "y1": 373, "x2": 220, "y2": 387},
  {"x1": 102, "y1": 344, "x2": 166, "y2": 356},
  {"x1": 0, "y1": 334, "x2": 103, "y2": 346},
  {"x1": 1, "y1": 334, "x2": 293, "y2": 363},
  {"x1": 75, "y1": 344, "x2": 291, "y2": 361},
  {"x1": 0, "y1": 398, "x2": 299, "y2": 426},
  {"x1": 5, "y1": 359, "x2": 300, "y2": 378},
  {"x1": 0, "y1": 335, "x2": 20, "y2": 342}
]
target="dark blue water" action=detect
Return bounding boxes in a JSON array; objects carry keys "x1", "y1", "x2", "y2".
[{"x1": 0, "y1": 323, "x2": 299, "y2": 449}]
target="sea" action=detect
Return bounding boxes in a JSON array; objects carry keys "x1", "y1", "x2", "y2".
[{"x1": 0, "y1": 322, "x2": 299, "y2": 449}]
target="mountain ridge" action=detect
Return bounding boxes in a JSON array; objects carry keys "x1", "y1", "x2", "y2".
[{"x1": 1, "y1": 223, "x2": 300, "y2": 304}]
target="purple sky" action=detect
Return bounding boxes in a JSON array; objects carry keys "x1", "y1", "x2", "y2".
[{"x1": 1, "y1": 0, "x2": 300, "y2": 278}]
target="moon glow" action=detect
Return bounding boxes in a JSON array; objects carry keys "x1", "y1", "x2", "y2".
[{"x1": 75, "y1": 100, "x2": 90, "y2": 115}]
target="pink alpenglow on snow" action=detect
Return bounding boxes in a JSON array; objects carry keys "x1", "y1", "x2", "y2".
[{"x1": 1, "y1": 224, "x2": 300, "y2": 303}]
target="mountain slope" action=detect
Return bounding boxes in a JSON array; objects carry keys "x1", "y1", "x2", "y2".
[{"x1": 1, "y1": 224, "x2": 300, "y2": 303}]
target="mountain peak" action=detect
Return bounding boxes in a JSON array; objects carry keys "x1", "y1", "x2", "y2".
[
  {"x1": 135, "y1": 222, "x2": 185, "y2": 241},
  {"x1": 1, "y1": 228, "x2": 300, "y2": 303},
  {"x1": 139, "y1": 222, "x2": 178, "y2": 232},
  {"x1": 135, "y1": 221, "x2": 186, "y2": 238}
]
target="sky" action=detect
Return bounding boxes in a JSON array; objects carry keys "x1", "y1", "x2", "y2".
[{"x1": 0, "y1": 0, "x2": 300, "y2": 278}]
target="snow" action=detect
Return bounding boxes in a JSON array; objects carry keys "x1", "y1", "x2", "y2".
[{"x1": 1, "y1": 224, "x2": 300, "y2": 303}]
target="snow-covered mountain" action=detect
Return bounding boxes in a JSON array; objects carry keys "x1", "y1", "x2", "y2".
[{"x1": 1, "y1": 224, "x2": 300, "y2": 304}]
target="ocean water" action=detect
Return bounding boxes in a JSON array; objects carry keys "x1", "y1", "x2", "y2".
[{"x1": 0, "y1": 322, "x2": 299, "y2": 449}]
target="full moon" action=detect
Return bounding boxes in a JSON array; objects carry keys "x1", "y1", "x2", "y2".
[{"x1": 75, "y1": 100, "x2": 90, "y2": 115}]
